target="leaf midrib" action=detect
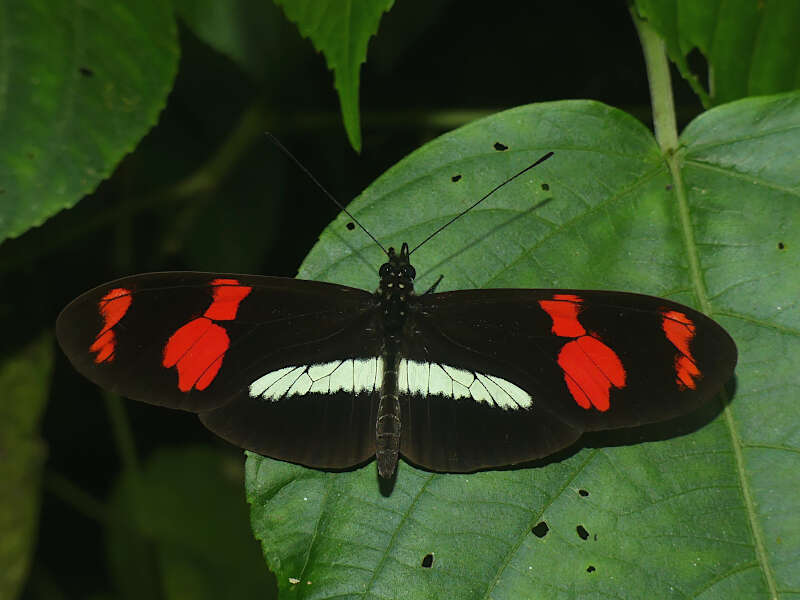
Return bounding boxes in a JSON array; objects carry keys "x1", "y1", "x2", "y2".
[{"x1": 671, "y1": 148, "x2": 778, "y2": 599}]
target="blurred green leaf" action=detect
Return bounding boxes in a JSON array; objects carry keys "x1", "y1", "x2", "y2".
[
  {"x1": 174, "y1": 0, "x2": 290, "y2": 82},
  {"x1": 0, "y1": 0, "x2": 179, "y2": 243},
  {"x1": 247, "y1": 95, "x2": 800, "y2": 598},
  {"x1": 635, "y1": 0, "x2": 800, "y2": 106},
  {"x1": 274, "y1": 0, "x2": 396, "y2": 152},
  {"x1": 0, "y1": 334, "x2": 53, "y2": 599},
  {"x1": 108, "y1": 446, "x2": 276, "y2": 600}
]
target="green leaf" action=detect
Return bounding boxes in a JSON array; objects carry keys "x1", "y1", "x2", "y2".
[
  {"x1": 174, "y1": 0, "x2": 289, "y2": 82},
  {"x1": 0, "y1": 0, "x2": 179, "y2": 243},
  {"x1": 0, "y1": 334, "x2": 53, "y2": 599},
  {"x1": 246, "y1": 96, "x2": 800, "y2": 598},
  {"x1": 634, "y1": 0, "x2": 800, "y2": 106},
  {"x1": 274, "y1": 0, "x2": 395, "y2": 152},
  {"x1": 108, "y1": 446, "x2": 276, "y2": 600}
]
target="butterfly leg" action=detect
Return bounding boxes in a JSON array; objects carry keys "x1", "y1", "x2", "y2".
[{"x1": 422, "y1": 275, "x2": 444, "y2": 296}]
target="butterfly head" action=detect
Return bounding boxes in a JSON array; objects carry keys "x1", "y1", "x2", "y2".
[
  {"x1": 380, "y1": 243, "x2": 416, "y2": 283},
  {"x1": 377, "y1": 242, "x2": 416, "y2": 316}
]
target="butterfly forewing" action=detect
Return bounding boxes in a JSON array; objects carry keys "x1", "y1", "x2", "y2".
[{"x1": 56, "y1": 272, "x2": 383, "y2": 469}]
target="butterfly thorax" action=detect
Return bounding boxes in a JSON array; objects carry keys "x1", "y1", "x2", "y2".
[{"x1": 375, "y1": 242, "x2": 416, "y2": 478}]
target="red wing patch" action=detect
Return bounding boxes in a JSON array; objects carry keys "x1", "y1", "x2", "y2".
[
  {"x1": 162, "y1": 279, "x2": 252, "y2": 392},
  {"x1": 539, "y1": 294, "x2": 626, "y2": 411},
  {"x1": 661, "y1": 310, "x2": 701, "y2": 390},
  {"x1": 202, "y1": 278, "x2": 253, "y2": 320},
  {"x1": 90, "y1": 288, "x2": 133, "y2": 363}
]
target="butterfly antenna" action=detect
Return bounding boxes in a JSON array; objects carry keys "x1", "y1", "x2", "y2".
[
  {"x1": 265, "y1": 132, "x2": 388, "y2": 255},
  {"x1": 409, "y1": 151, "x2": 554, "y2": 256}
]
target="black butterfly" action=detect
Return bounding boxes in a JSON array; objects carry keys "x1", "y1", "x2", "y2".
[{"x1": 56, "y1": 153, "x2": 736, "y2": 478}]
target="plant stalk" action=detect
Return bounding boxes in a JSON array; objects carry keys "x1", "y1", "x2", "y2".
[{"x1": 631, "y1": 7, "x2": 679, "y2": 154}]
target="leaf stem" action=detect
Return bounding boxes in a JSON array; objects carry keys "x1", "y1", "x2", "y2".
[
  {"x1": 44, "y1": 470, "x2": 115, "y2": 526},
  {"x1": 631, "y1": 7, "x2": 679, "y2": 153},
  {"x1": 104, "y1": 392, "x2": 139, "y2": 474}
]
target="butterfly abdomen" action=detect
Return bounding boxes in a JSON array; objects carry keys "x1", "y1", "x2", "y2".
[{"x1": 376, "y1": 349, "x2": 402, "y2": 477}]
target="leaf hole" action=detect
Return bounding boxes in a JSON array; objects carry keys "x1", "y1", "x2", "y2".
[
  {"x1": 541, "y1": 183, "x2": 550, "y2": 191},
  {"x1": 346, "y1": 222, "x2": 355, "y2": 230},
  {"x1": 665, "y1": 184, "x2": 673, "y2": 191},
  {"x1": 576, "y1": 525, "x2": 589, "y2": 540},
  {"x1": 493, "y1": 142, "x2": 508, "y2": 151},
  {"x1": 578, "y1": 489, "x2": 589, "y2": 497},
  {"x1": 778, "y1": 241, "x2": 785, "y2": 250},
  {"x1": 451, "y1": 174, "x2": 462, "y2": 182},
  {"x1": 587, "y1": 565, "x2": 596, "y2": 573},
  {"x1": 531, "y1": 521, "x2": 549, "y2": 538},
  {"x1": 79, "y1": 66, "x2": 94, "y2": 77},
  {"x1": 421, "y1": 552, "x2": 434, "y2": 568}
]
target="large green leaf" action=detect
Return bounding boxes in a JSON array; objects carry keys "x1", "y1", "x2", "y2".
[
  {"x1": 635, "y1": 0, "x2": 800, "y2": 106},
  {"x1": 0, "y1": 334, "x2": 53, "y2": 599},
  {"x1": 0, "y1": 0, "x2": 178, "y2": 243},
  {"x1": 274, "y1": 0, "x2": 395, "y2": 152},
  {"x1": 246, "y1": 96, "x2": 799, "y2": 598}
]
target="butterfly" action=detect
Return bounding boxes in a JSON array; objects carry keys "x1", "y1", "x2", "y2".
[{"x1": 56, "y1": 152, "x2": 737, "y2": 478}]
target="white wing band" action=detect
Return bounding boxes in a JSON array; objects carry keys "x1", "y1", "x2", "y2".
[{"x1": 249, "y1": 358, "x2": 532, "y2": 410}]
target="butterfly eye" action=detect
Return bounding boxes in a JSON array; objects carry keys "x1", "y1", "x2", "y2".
[
  {"x1": 379, "y1": 263, "x2": 391, "y2": 277},
  {"x1": 402, "y1": 265, "x2": 416, "y2": 279}
]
